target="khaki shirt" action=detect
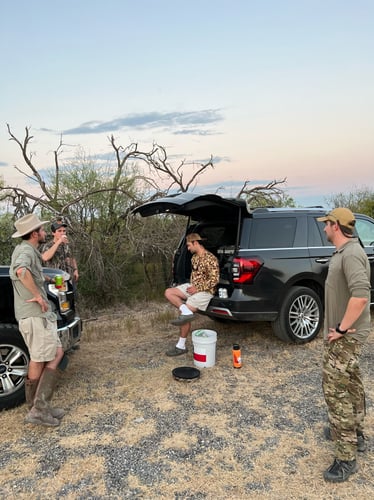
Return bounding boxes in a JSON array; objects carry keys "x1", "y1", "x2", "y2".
[
  {"x1": 190, "y1": 250, "x2": 219, "y2": 295},
  {"x1": 10, "y1": 241, "x2": 56, "y2": 322},
  {"x1": 324, "y1": 238, "x2": 371, "y2": 344}
]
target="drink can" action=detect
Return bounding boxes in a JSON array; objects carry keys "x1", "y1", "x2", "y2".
[{"x1": 55, "y1": 275, "x2": 63, "y2": 288}]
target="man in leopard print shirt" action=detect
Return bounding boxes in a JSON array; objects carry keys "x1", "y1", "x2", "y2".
[{"x1": 165, "y1": 233, "x2": 219, "y2": 356}]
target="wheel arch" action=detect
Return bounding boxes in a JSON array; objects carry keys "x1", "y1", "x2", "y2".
[{"x1": 284, "y1": 276, "x2": 325, "y2": 306}]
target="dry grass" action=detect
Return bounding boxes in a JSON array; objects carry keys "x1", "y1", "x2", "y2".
[{"x1": 1, "y1": 303, "x2": 373, "y2": 499}]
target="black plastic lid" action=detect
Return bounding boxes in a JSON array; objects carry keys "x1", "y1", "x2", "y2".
[{"x1": 172, "y1": 366, "x2": 200, "y2": 381}]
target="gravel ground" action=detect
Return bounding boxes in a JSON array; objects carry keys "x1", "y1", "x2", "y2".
[{"x1": 1, "y1": 304, "x2": 373, "y2": 499}]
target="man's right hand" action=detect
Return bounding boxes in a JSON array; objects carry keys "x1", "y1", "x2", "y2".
[
  {"x1": 27, "y1": 295, "x2": 49, "y2": 312},
  {"x1": 58, "y1": 234, "x2": 68, "y2": 245}
]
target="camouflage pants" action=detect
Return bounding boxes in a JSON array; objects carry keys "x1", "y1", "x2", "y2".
[{"x1": 322, "y1": 337, "x2": 365, "y2": 461}]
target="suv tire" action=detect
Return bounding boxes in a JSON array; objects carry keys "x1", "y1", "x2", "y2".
[
  {"x1": 272, "y1": 286, "x2": 323, "y2": 343},
  {"x1": 0, "y1": 325, "x2": 29, "y2": 409}
]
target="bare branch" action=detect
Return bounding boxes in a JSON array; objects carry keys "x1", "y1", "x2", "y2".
[
  {"x1": 6, "y1": 124, "x2": 52, "y2": 200},
  {"x1": 0, "y1": 185, "x2": 52, "y2": 216},
  {"x1": 52, "y1": 135, "x2": 65, "y2": 200},
  {"x1": 237, "y1": 178, "x2": 287, "y2": 199},
  {"x1": 108, "y1": 137, "x2": 215, "y2": 197}
]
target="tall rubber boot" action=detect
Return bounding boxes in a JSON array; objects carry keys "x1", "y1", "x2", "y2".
[
  {"x1": 24, "y1": 368, "x2": 62, "y2": 427},
  {"x1": 25, "y1": 377, "x2": 65, "y2": 419},
  {"x1": 25, "y1": 378, "x2": 38, "y2": 408}
]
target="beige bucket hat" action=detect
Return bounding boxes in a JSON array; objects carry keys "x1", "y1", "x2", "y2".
[{"x1": 12, "y1": 213, "x2": 49, "y2": 238}]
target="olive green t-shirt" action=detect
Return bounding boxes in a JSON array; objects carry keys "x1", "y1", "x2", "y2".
[
  {"x1": 10, "y1": 241, "x2": 56, "y2": 322},
  {"x1": 324, "y1": 238, "x2": 371, "y2": 343}
]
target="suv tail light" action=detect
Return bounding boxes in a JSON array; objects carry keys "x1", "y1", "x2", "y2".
[{"x1": 232, "y1": 258, "x2": 262, "y2": 283}]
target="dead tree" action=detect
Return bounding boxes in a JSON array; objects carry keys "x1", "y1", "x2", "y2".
[
  {"x1": 2, "y1": 125, "x2": 215, "y2": 217},
  {"x1": 108, "y1": 135, "x2": 215, "y2": 207},
  {"x1": 237, "y1": 178, "x2": 290, "y2": 207}
]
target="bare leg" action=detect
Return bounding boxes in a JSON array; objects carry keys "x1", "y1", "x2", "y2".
[
  {"x1": 27, "y1": 345, "x2": 64, "y2": 380},
  {"x1": 165, "y1": 287, "x2": 188, "y2": 308},
  {"x1": 27, "y1": 360, "x2": 45, "y2": 381},
  {"x1": 180, "y1": 321, "x2": 192, "y2": 339},
  {"x1": 46, "y1": 346, "x2": 64, "y2": 370}
]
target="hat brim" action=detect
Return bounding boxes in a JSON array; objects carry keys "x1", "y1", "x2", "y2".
[
  {"x1": 316, "y1": 216, "x2": 329, "y2": 222},
  {"x1": 51, "y1": 223, "x2": 67, "y2": 231},
  {"x1": 11, "y1": 220, "x2": 49, "y2": 238}
]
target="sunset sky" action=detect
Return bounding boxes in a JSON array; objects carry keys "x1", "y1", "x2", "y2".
[{"x1": 1, "y1": 0, "x2": 373, "y2": 208}]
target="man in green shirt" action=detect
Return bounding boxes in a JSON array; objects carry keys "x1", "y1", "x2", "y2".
[
  {"x1": 10, "y1": 214, "x2": 65, "y2": 427},
  {"x1": 317, "y1": 207, "x2": 371, "y2": 482}
]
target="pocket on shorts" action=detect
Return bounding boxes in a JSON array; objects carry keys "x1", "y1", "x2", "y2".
[{"x1": 19, "y1": 318, "x2": 30, "y2": 335}]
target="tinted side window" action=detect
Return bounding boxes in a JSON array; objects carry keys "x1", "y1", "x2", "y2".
[
  {"x1": 250, "y1": 218, "x2": 297, "y2": 248},
  {"x1": 356, "y1": 218, "x2": 374, "y2": 246},
  {"x1": 315, "y1": 219, "x2": 332, "y2": 246},
  {"x1": 308, "y1": 217, "x2": 325, "y2": 246}
]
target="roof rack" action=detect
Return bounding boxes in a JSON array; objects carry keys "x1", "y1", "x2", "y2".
[{"x1": 250, "y1": 206, "x2": 325, "y2": 213}]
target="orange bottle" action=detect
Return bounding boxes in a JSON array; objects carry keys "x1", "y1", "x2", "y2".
[{"x1": 232, "y1": 344, "x2": 242, "y2": 368}]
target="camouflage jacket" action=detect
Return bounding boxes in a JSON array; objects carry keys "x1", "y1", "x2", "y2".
[{"x1": 39, "y1": 239, "x2": 76, "y2": 277}]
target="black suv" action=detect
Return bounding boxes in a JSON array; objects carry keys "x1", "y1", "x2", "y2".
[{"x1": 133, "y1": 193, "x2": 374, "y2": 343}]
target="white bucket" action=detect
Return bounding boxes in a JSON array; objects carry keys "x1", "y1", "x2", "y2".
[{"x1": 192, "y1": 329, "x2": 217, "y2": 368}]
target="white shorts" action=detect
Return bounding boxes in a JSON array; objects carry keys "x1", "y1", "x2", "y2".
[
  {"x1": 19, "y1": 317, "x2": 61, "y2": 362},
  {"x1": 176, "y1": 283, "x2": 213, "y2": 311}
]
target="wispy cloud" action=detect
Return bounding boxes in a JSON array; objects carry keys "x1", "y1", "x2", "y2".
[
  {"x1": 62, "y1": 110, "x2": 224, "y2": 136},
  {"x1": 173, "y1": 129, "x2": 220, "y2": 136}
]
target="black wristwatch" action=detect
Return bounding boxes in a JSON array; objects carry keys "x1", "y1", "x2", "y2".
[{"x1": 336, "y1": 323, "x2": 348, "y2": 334}]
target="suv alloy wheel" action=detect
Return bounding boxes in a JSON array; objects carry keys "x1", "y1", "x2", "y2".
[
  {"x1": 0, "y1": 325, "x2": 29, "y2": 409},
  {"x1": 271, "y1": 286, "x2": 323, "y2": 343}
]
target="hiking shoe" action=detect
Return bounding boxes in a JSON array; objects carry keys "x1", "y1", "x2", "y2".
[
  {"x1": 323, "y1": 458, "x2": 358, "y2": 482},
  {"x1": 165, "y1": 346, "x2": 188, "y2": 356},
  {"x1": 324, "y1": 426, "x2": 366, "y2": 452},
  {"x1": 170, "y1": 314, "x2": 196, "y2": 326}
]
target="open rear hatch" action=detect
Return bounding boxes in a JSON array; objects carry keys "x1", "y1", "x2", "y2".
[{"x1": 131, "y1": 193, "x2": 248, "y2": 221}]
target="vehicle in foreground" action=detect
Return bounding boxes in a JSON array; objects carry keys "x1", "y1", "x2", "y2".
[{"x1": 0, "y1": 266, "x2": 82, "y2": 409}]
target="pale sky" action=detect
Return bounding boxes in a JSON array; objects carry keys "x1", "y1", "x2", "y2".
[{"x1": 1, "y1": 0, "x2": 373, "y2": 207}]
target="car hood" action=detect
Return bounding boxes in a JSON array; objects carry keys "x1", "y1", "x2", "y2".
[{"x1": 131, "y1": 193, "x2": 248, "y2": 221}]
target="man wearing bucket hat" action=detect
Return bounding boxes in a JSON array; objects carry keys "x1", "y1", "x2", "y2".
[
  {"x1": 10, "y1": 213, "x2": 65, "y2": 427},
  {"x1": 317, "y1": 207, "x2": 371, "y2": 482},
  {"x1": 164, "y1": 233, "x2": 219, "y2": 356}
]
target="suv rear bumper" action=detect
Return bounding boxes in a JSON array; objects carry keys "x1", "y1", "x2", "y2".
[
  {"x1": 58, "y1": 317, "x2": 82, "y2": 351},
  {"x1": 205, "y1": 293, "x2": 278, "y2": 322},
  {"x1": 205, "y1": 306, "x2": 278, "y2": 322}
]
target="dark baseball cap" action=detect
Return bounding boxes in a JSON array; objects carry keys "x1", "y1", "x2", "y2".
[{"x1": 51, "y1": 220, "x2": 67, "y2": 232}]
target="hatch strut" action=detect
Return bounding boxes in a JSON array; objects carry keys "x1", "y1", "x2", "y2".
[{"x1": 235, "y1": 207, "x2": 241, "y2": 250}]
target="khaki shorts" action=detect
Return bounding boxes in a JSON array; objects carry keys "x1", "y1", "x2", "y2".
[
  {"x1": 18, "y1": 317, "x2": 61, "y2": 362},
  {"x1": 176, "y1": 283, "x2": 213, "y2": 311}
]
